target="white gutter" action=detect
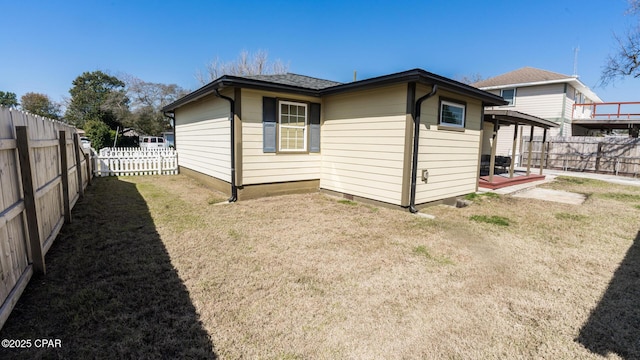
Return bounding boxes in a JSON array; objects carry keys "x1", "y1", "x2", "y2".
[{"x1": 479, "y1": 78, "x2": 603, "y2": 103}]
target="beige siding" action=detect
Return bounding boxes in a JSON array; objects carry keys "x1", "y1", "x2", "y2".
[
  {"x1": 419, "y1": 86, "x2": 483, "y2": 131},
  {"x1": 241, "y1": 89, "x2": 321, "y2": 185},
  {"x1": 415, "y1": 129, "x2": 481, "y2": 203},
  {"x1": 415, "y1": 87, "x2": 483, "y2": 203},
  {"x1": 174, "y1": 91, "x2": 232, "y2": 182},
  {"x1": 320, "y1": 84, "x2": 407, "y2": 205}
]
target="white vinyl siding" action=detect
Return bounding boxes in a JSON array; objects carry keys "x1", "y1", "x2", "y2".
[
  {"x1": 321, "y1": 84, "x2": 407, "y2": 205},
  {"x1": 487, "y1": 84, "x2": 565, "y2": 119},
  {"x1": 415, "y1": 87, "x2": 483, "y2": 203},
  {"x1": 174, "y1": 92, "x2": 232, "y2": 182},
  {"x1": 241, "y1": 89, "x2": 321, "y2": 185},
  {"x1": 485, "y1": 84, "x2": 568, "y2": 160},
  {"x1": 493, "y1": 124, "x2": 519, "y2": 157}
]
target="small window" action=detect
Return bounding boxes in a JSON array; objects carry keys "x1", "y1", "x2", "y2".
[
  {"x1": 151, "y1": 138, "x2": 157, "y2": 143},
  {"x1": 439, "y1": 100, "x2": 466, "y2": 128},
  {"x1": 143, "y1": 137, "x2": 149, "y2": 143},
  {"x1": 158, "y1": 138, "x2": 164, "y2": 143},
  {"x1": 501, "y1": 88, "x2": 516, "y2": 106},
  {"x1": 279, "y1": 101, "x2": 307, "y2": 151}
]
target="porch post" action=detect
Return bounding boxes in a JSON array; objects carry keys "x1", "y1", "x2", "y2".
[
  {"x1": 489, "y1": 117, "x2": 498, "y2": 183},
  {"x1": 540, "y1": 128, "x2": 548, "y2": 175},
  {"x1": 526, "y1": 126, "x2": 534, "y2": 176},
  {"x1": 509, "y1": 122, "x2": 519, "y2": 178}
]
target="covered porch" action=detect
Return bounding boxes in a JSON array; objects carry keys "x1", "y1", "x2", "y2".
[{"x1": 479, "y1": 110, "x2": 559, "y2": 190}]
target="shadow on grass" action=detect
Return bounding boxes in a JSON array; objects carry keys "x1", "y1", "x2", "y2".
[
  {"x1": 0, "y1": 177, "x2": 216, "y2": 359},
  {"x1": 576, "y1": 231, "x2": 640, "y2": 359}
]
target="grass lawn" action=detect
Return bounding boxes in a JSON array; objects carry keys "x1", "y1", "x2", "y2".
[{"x1": 1, "y1": 174, "x2": 639, "y2": 359}]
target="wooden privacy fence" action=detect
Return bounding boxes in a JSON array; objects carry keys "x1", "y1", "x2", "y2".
[
  {"x1": 94, "y1": 147, "x2": 178, "y2": 176},
  {"x1": 522, "y1": 136, "x2": 640, "y2": 177},
  {"x1": 0, "y1": 107, "x2": 91, "y2": 330}
]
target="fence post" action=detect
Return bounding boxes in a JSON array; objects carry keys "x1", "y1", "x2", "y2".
[
  {"x1": 16, "y1": 126, "x2": 46, "y2": 274},
  {"x1": 84, "y1": 152, "x2": 92, "y2": 186},
  {"x1": 526, "y1": 127, "x2": 534, "y2": 176},
  {"x1": 59, "y1": 131, "x2": 72, "y2": 224},
  {"x1": 595, "y1": 142, "x2": 603, "y2": 173},
  {"x1": 546, "y1": 138, "x2": 552, "y2": 170},
  {"x1": 540, "y1": 129, "x2": 547, "y2": 175},
  {"x1": 73, "y1": 134, "x2": 84, "y2": 199}
]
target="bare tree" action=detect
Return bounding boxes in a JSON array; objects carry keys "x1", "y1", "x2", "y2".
[
  {"x1": 600, "y1": 0, "x2": 640, "y2": 85},
  {"x1": 456, "y1": 73, "x2": 485, "y2": 85},
  {"x1": 195, "y1": 50, "x2": 290, "y2": 85},
  {"x1": 119, "y1": 74, "x2": 188, "y2": 135}
]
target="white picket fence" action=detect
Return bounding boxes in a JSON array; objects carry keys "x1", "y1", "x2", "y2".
[{"x1": 94, "y1": 147, "x2": 178, "y2": 176}]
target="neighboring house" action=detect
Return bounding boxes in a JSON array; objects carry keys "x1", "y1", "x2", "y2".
[
  {"x1": 473, "y1": 67, "x2": 603, "y2": 162},
  {"x1": 162, "y1": 69, "x2": 506, "y2": 210}
]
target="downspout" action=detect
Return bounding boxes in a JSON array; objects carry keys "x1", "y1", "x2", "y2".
[
  {"x1": 409, "y1": 84, "x2": 438, "y2": 213},
  {"x1": 214, "y1": 89, "x2": 238, "y2": 202}
]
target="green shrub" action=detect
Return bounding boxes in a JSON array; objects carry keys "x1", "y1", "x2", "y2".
[{"x1": 84, "y1": 120, "x2": 114, "y2": 150}]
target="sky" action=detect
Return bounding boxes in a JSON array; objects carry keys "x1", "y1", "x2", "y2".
[{"x1": 1, "y1": 0, "x2": 638, "y2": 107}]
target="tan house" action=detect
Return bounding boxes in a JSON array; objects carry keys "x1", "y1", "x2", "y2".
[
  {"x1": 162, "y1": 69, "x2": 506, "y2": 211},
  {"x1": 473, "y1": 67, "x2": 603, "y2": 163}
]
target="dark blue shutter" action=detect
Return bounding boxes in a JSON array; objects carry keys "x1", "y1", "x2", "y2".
[
  {"x1": 263, "y1": 97, "x2": 277, "y2": 153},
  {"x1": 309, "y1": 103, "x2": 321, "y2": 153}
]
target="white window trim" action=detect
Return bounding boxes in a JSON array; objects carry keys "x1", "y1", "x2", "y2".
[
  {"x1": 439, "y1": 100, "x2": 466, "y2": 128},
  {"x1": 278, "y1": 100, "x2": 308, "y2": 152},
  {"x1": 501, "y1": 88, "x2": 516, "y2": 106}
]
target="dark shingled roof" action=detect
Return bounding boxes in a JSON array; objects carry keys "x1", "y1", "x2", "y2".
[
  {"x1": 162, "y1": 68, "x2": 507, "y2": 112},
  {"x1": 241, "y1": 73, "x2": 342, "y2": 90},
  {"x1": 473, "y1": 67, "x2": 573, "y2": 88}
]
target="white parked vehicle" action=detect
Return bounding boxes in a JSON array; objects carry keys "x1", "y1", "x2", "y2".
[
  {"x1": 80, "y1": 137, "x2": 91, "y2": 149},
  {"x1": 139, "y1": 136, "x2": 167, "y2": 149}
]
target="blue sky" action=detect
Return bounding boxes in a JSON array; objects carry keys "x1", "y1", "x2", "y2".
[{"x1": 1, "y1": 0, "x2": 638, "y2": 106}]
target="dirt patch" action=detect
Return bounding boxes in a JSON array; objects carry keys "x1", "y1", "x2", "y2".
[{"x1": 513, "y1": 187, "x2": 587, "y2": 205}]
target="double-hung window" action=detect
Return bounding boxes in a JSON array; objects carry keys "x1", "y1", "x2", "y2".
[
  {"x1": 439, "y1": 100, "x2": 466, "y2": 128},
  {"x1": 279, "y1": 101, "x2": 307, "y2": 151}
]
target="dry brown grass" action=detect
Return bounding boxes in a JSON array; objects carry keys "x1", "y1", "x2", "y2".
[{"x1": 1, "y1": 174, "x2": 638, "y2": 359}]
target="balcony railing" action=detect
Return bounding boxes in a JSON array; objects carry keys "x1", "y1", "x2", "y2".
[{"x1": 572, "y1": 101, "x2": 640, "y2": 120}]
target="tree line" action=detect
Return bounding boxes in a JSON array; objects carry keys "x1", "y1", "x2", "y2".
[
  {"x1": 0, "y1": 72, "x2": 188, "y2": 150},
  {"x1": 1, "y1": 50, "x2": 288, "y2": 150}
]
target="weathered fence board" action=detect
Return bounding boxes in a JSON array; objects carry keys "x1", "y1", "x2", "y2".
[
  {"x1": 523, "y1": 136, "x2": 640, "y2": 177},
  {"x1": 0, "y1": 107, "x2": 91, "y2": 330},
  {"x1": 94, "y1": 147, "x2": 178, "y2": 176}
]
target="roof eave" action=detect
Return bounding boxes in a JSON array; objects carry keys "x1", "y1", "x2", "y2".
[
  {"x1": 478, "y1": 78, "x2": 575, "y2": 91},
  {"x1": 484, "y1": 109, "x2": 559, "y2": 129},
  {"x1": 478, "y1": 78, "x2": 603, "y2": 103},
  {"x1": 164, "y1": 69, "x2": 508, "y2": 112},
  {"x1": 162, "y1": 76, "x2": 323, "y2": 112},
  {"x1": 569, "y1": 78, "x2": 603, "y2": 103},
  {"x1": 321, "y1": 69, "x2": 507, "y2": 106}
]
